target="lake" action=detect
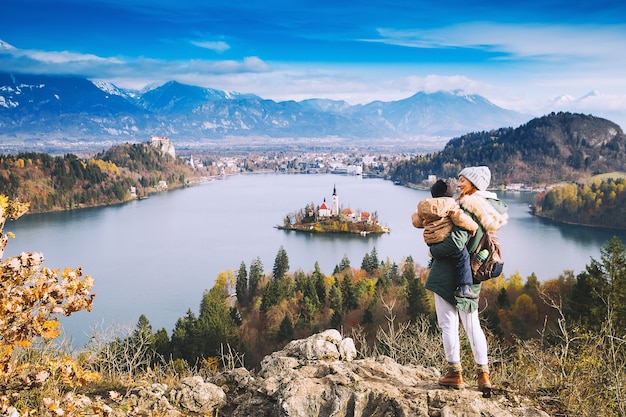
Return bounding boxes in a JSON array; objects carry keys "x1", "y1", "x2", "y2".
[{"x1": 5, "y1": 173, "x2": 626, "y2": 346}]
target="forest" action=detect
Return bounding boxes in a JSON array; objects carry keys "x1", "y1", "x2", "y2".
[
  {"x1": 0, "y1": 141, "x2": 207, "y2": 213},
  {"x1": 124, "y1": 239, "x2": 626, "y2": 369},
  {"x1": 388, "y1": 112, "x2": 626, "y2": 187},
  {"x1": 531, "y1": 175, "x2": 626, "y2": 230}
]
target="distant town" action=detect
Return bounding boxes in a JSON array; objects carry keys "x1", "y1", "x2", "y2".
[
  {"x1": 155, "y1": 135, "x2": 542, "y2": 192},
  {"x1": 178, "y1": 146, "x2": 409, "y2": 180},
  {"x1": 181, "y1": 150, "x2": 542, "y2": 192}
]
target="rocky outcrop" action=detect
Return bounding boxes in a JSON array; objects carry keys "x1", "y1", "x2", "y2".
[{"x1": 101, "y1": 329, "x2": 549, "y2": 416}]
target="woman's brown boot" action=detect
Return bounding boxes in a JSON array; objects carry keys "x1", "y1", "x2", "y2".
[
  {"x1": 438, "y1": 365, "x2": 464, "y2": 389},
  {"x1": 476, "y1": 367, "x2": 492, "y2": 397}
]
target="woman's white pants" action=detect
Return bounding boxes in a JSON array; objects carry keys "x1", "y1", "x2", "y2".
[{"x1": 433, "y1": 293, "x2": 489, "y2": 366}]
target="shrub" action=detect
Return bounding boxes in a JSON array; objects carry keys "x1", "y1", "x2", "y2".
[{"x1": 0, "y1": 195, "x2": 98, "y2": 416}]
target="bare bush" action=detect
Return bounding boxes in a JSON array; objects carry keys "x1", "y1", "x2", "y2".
[
  {"x1": 85, "y1": 323, "x2": 154, "y2": 383},
  {"x1": 368, "y1": 298, "x2": 444, "y2": 368},
  {"x1": 495, "y1": 288, "x2": 626, "y2": 416},
  {"x1": 220, "y1": 343, "x2": 246, "y2": 371}
]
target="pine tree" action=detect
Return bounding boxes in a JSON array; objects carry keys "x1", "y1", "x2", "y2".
[
  {"x1": 567, "y1": 236, "x2": 626, "y2": 328},
  {"x1": 272, "y1": 246, "x2": 289, "y2": 281},
  {"x1": 128, "y1": 314, "x2": 156, "y2": 371},
  {"x1": 341, "y1": 274, "x2": 358, "y2": 311},
  {"x1": 170, "y1": 309, "x2": 200, "y2": 363},
  {"x1": 405, "y1": 261, "x2": 430, "y2": 320},
  {"x1": 312, "y1": 261, "x2": 326, "y2": 305},
  {"x1": 361, "y1": 253, "x2": 371, "y2": 273},
  {"x1": 236, "y1": 261, "x2": 248, "y2": 306},
  {"x1": 277, "y1": 315, "x2": 294, "y2": 342},
  {"x1": 337, "y1": 254, "x2": 351, "y2": 273},
  {"x1": 260, "y1": 281, "x2": 280, "y2": 312},
  {"x1": 249, "y1": 257, "x2": 264, "y2": 298},
  {"x1": 196, "y1": 275, "x2": 238, "y2": 359},
  {"x1": 153, "y1": 328, "x2": 170, "y2": 361},
  {"x1": 329, "y1": 278, "x2": 342, "y2": 312}
]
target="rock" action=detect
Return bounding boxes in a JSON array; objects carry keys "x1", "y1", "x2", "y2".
[
  {"x1": 221, "y1": 331, "x2": 550, "y2": 417},
  {"x1": 338, "y1": 337, "x2": 357, "y2": 361},
  {"x1": 126, "y1": 383, "x2": 181, "y2": 417},
  {"x1": 93, "y1": 330, "x2": 550, "y2": 417},
  {"x1": 170, "y1": 376, "x2": 227, "y2": 414}
]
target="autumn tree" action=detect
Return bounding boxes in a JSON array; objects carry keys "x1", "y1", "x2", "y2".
[
  {"x1": 195, "y1": 271, "x2": 239, "y2": 358},
  {"x1": 0, "y1": 195, "x2": 98, "y2": 413}
]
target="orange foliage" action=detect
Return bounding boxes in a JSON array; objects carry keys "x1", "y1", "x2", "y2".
[{"x1": 0, "y1": 195, "x2": 99, "y2": 414}]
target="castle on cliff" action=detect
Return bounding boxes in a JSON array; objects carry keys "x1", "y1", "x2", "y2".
[{"x1": 150, "y1": 135, "x2": 176, "y2": 159}]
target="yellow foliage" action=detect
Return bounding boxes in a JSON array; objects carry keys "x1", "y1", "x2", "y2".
[
  {"x1": 0, "y1": 194, "x2": 98, "y2": 413},
  {"x1": 202, "y1": 357, "x2": 220, "y2": 374},
  {"x1": 89, "y1": 158, "x2": 121, "y2": 176},
  {"x1": 512, "y1": 293, "x2": 539, "y2": 322},
  {"x1": 215, "y1": 269, "x2": 235, "y2": 293},
  {"x1": 42, "y1": 320, "x2": 61, "y2": 339},
  {"x1": 14, "y1": 339, "x2": 31, "y2": 348},
  {"x1": 506, "y1": 272, "x2": 524, "y2": 291}
]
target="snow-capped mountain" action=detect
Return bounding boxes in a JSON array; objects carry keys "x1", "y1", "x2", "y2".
[{"x1": 0, "y1": 71, "x2": 532, "y2": 151}]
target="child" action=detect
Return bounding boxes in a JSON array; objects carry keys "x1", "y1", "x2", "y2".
[{"x1": 412, "y1": 178, "x2": 479, "y2": 298}]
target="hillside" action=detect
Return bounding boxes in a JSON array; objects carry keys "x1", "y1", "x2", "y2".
[
  {"x1": 0, "y1": 141, "x2": 207, "y2": 214},
  {"x1": 530, "y1": 174, "x2": 626, "y2": 229},
  {"x1": 389, "y1": 112, "x2": 626, "y2": 186}
]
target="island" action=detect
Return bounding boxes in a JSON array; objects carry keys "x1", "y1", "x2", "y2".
[{"x1": 275, "y1": 185, "x2": 390, "y2": 235}]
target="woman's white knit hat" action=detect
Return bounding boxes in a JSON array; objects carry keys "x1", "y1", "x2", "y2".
[{"x1": 458, "y1": 166, "x2": 491, "y2": 191}]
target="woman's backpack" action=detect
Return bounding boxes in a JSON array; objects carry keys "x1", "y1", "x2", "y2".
[{"x1": 470, "y1": 230, "x2": 504, "y2": 283}]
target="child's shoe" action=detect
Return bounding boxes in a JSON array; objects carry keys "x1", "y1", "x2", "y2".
[{"x1": 455, "y1": 285, "x2": 479, "y2": 299}]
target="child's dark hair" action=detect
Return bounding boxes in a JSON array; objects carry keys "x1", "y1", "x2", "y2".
[{"x1": 431, "y1": 179, "x2": 456, "y2": 198}]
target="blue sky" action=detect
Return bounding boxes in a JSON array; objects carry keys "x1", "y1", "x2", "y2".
[{"x1": 2, "y1": 0, "x2": 626, "y2": 127}]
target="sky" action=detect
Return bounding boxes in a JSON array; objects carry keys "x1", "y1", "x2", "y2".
[{"x1": 2, "y1": 0, "x2": 626, "y2": 127}]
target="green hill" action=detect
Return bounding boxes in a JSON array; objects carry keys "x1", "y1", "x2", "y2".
[{"x1": 389, "y1": 112, "x2": 626, "y2": 187}]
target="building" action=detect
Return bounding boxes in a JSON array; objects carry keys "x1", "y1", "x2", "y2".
[
  {"x1": 319, "y1": 199, "x2": 331, "y2": 217},
  {"x1": 150, "y1": 135, "x2": 176, "y2": 159},
  {"x1": 331, "y1": 185, "x2": 339, "y2": 216}
]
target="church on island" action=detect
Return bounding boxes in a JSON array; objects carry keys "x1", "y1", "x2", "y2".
[{"x1": 278, "y1": 185, "x2": 389, "y2": 235}]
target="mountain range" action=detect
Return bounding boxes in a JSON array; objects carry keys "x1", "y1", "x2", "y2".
[{"x1": 0, "y1": 72, "x2": 533, "y2": 153}]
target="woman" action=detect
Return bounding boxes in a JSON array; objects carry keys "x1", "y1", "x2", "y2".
[{"x1": 423, "y1": 166, "x2": 508, "y2": 396}]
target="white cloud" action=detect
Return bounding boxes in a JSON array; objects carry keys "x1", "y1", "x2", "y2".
[
  {"x1": 0, "y1": 41, "x2": 123, "y2": 65},
  {"x1": 27, "y1": 50, "x2": 123, "y2": 64},
  {"x1": 190, "y1": 40, "x2": 230, "y2": 53},
  {"x1": 395, "y1": 74, "x2": 493, "y2": 95},
  {"x1": 373, "y1": 23, "x2": 626, "y2": 63}
]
